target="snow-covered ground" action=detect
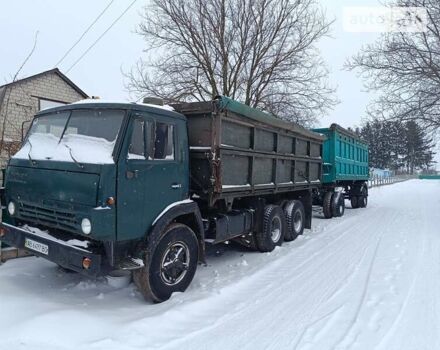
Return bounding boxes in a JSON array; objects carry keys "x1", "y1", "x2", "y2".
[{"x1": 0, "y1": 179, "x2": 439, "y2": 350}]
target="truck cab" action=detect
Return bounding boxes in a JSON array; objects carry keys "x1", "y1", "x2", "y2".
[{"x1": 0, "y1": 101, "x2": 204, "y2": 302}]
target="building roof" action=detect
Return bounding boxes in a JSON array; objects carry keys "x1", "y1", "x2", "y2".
[{"x1": 0, "y1": 68, "x2": 88, "y2": 98}]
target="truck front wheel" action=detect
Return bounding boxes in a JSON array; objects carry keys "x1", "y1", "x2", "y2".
[
  {"x1": 133, "y1": 223, "x2": 199, "y2": 303},
  {"x1": 255, "y1": 205, "x2": 286, "y2": 252}
]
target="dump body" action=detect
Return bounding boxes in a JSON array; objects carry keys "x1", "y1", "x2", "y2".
[
  {"x1": 174, "y1": 96, "x2": 325, "y2": 206},
  {"x1": 312, "y1": 124, "x2": 369, "y2": 184}
]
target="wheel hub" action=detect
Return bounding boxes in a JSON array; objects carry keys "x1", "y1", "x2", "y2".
[
  {"x1": 293, "y1": 210, "x2": 302, "y2": 232},
  {"x1": 271, "y1": 216, "x2": 282, "y2": 243},
  {"x1": 160, "y1": 242, "x2": 190, "y2": 286}
]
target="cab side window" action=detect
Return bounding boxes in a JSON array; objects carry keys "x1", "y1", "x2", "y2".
[
  {"x1": 128, "y1": 119, "x2": 145, "y2": 159},
  {"x1": 128, "y1": 117, "x2": 175, "y2": 161},
  {"x1": 153, "y1": 122, "x2": 174, "y2": 160}
]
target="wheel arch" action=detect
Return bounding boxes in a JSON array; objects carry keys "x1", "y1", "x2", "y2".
[{"x1": 146, "y1": 201, "x2": 205, "y2": 263}]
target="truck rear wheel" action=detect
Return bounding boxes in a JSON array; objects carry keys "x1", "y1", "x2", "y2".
[
  {"x1": 256, "y1": 205, "x2": 286, "y2": 252},
  {"x1": 284, "y1": 200, "x2": 305, "y2": 241},
  {"x1": 133, "y1": 223, "x2": 199, "y2": 303},
  {"x1": 331, "y1": 192, "x2": 345, "y2": 217},
  {"x1": 323, "y1": 191, "x2": 333, "y2": 219}
]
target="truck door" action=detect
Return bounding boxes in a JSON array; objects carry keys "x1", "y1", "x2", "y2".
[{"x1": 117, "y1": 112, "x2": 187, "y2": 241}]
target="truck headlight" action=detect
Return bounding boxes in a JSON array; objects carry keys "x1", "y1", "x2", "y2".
[
  {"x1": 81, "y1": 218, "x2": 92, "y2": 235},
  {"x1": 7, "y1": 201, "x2": 16, "y2": 216}
]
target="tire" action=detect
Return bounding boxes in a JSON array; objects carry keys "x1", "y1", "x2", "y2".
[
  {"x1": 351, "y1": 196, "x2": 359, "y2": 209},
  {"x1": 322, "y1": 191, "x2": 333, "y2": 219},
  {"x1": 133, "y1": 223, "x2": 199, "y2": 303},
  {"x1": 359, "y1": 185, "x2": 368, "y2": 208},
  {"x1": 331, "y1": 192, "x2": 345, "y2": 217},
  {"x1": 255, "y1": 205, "x2": 286, "y2": 252},
  {"x1": 284, "y1": 200, "x2": 305, "y2": 241},
  {"x1": 358, "y1": 196, "x2": 367, "y2": 208}
]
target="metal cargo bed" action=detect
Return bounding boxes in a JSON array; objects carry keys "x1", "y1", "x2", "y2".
[
  {"x1": 173, "y1": 96, "x2": 325, "y2": 206},
  {"x1": 312, "y1": 123, "x2": 369, "y2": 184}
]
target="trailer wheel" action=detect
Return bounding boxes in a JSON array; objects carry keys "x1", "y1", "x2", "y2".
[
  {"x1": 256, "y1": 205, "x2": 286, "y2": 252},
  {"x1": 331, "y1": 192, "x2": 345, "y2": 217},
  {"x1": 133, "y1": 223, "x2": 199, "y2": 303},
  {"x1": 284, "y1": 200, "x2": 305, "y2": 241},
  {"x1": 322, "y1": 191, "x2": 333, "y2": 219},
  {"x1": 359, "y1": 185, "x2": 368, "y2": 208},
  {"x1": 351, "y1": 196, "x2": 359, "y2": 209}
]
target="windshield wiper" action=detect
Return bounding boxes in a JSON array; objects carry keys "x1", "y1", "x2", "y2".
[
  {"x1": 64, "y1": 144, "x2": 84, "y2": 169},
  {"x1": 26, "y1": 139, "x2": 37, "y2": 165}
]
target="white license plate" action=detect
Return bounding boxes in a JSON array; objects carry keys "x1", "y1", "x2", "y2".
[{"x1": 24, "y1": 238, "x2": 49, "y2": 255}]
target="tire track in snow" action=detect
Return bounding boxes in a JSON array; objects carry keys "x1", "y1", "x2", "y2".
[
  {"x1": 150, "y1": 207, "x2": 390, "y2": 350},
  {"x1": 288, "y1": 205, "x2": 410, "y2": 349},
  {"x1": 106, "y1": 206, "x2": 380, "y2": 349},
  {"x1": 291, "y1": 208, "x2": 403, "y2": 350},
  {"x1": 374, "y1": 187, "x2": 436, "y2": 350},
  {"x1": 374, "y1": 233, "x2": 424, "y2": 350},
  {"x1": 331, "y1": 231, "x2": 384, "y2": 350},
  {"x1": 302, "y1": 182, "x2": 432, "y2": 350}
]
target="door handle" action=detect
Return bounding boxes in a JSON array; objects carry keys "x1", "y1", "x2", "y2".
[
  {"x1": 171, "y1": 183, "x2": 182, "y2": 189},
  {"x1": 126, "y1": 170, "x2": 139, "y2": 179}
]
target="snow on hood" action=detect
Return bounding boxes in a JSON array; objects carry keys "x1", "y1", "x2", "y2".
[{"x1": 13, "y1": 133, "x2": 116, "y2": 164}]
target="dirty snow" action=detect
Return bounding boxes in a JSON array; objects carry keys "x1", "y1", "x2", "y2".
[
  {"x1": 0, "y1": 179, "x2": 439, "y2": 350},
  {"x1": 13, "y1": 133, "x2": 116, "y2": 164},
  {"x1": 18, "y1": 224, "x2": 91, "y2": 252}
]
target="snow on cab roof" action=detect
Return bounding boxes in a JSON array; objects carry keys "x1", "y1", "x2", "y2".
[{"x1": 71, "y1": 99, "x2": 175, "y2": 111}]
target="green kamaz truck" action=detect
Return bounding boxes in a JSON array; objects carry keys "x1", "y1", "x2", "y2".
[
  {"x1": 0, "y1": 96, "x2": 330, "y2": 302},
  {"x1": 0, "y1": 97, "x2": 364, "y2": 302}
]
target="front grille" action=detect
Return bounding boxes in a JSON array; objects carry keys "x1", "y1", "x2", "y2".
[{"x1": 18, "y1": 202, "x2": 79, "y2": 232}]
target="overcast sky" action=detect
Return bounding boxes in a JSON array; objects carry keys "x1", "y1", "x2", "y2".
[
  {"x1": 0, "y1": 0, "x2": 380, "y2": 126},
  {"x1": 0, "y1": 0, "x2": 438, "y2": 163}
]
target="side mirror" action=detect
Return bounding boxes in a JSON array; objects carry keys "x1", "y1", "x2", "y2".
[{"x1": 21, "y1": 120, "x2": 32, "y2": 143}]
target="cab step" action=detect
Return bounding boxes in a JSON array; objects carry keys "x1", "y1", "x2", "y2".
[{"x1": 118, "y1": 257, "x2": 144, "y2": 270}]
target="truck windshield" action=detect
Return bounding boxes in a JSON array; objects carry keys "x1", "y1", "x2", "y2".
[{"x1": 13, "y1": 109, "x2": 125, "y2": 164}]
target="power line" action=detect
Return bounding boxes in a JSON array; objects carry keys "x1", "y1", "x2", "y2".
[
  {"x1": 55, "y1": 0, "x2": 115, "y2": 67},
  {"x1": 65, "y1": 0, "x2": 138, "y2": 74}
]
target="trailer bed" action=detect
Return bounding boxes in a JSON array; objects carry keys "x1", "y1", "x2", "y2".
[
  {"x1": 312, "y1": 124, "x2": 369, "y2": 184},
  {"x1": 174, "y1": 96, "x2": 325, "y2": 206}
]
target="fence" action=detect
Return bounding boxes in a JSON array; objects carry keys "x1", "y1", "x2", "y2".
[{"x1": 368, "y1": 174, "x2": 416, "y2": 188}]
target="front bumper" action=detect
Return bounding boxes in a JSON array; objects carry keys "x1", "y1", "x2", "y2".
[{"x1": 0, "y1": 223, "x2": 102, "y2": 276}]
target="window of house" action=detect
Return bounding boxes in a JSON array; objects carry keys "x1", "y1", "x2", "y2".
[{"x1": 39, "y1": 98, "x2": 67, "y2": 111}]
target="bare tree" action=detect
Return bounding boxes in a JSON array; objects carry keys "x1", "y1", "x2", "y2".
[
  {"x1": 346, "y1": 0, "x2": 440, "y2": 132},
  {"x1": 0, "y1": 31, "x2": 39, "y2": 161},
  {"x1": 126, "y1": 0, "x2": 336, "y2": 126}
]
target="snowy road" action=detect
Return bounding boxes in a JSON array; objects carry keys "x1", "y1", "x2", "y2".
[{"x1": 0, "y1": 179, "x2": 439, "y2": 350}]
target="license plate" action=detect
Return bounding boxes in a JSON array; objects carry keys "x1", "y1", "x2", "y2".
[{"x1": 24, "y1": 238, "x2": 49, "y2": 255}]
